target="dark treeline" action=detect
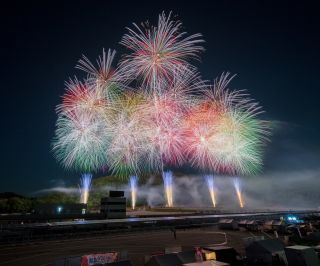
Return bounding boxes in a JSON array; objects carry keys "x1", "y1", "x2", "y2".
[{"x1": 0, "y1": 192, "x2": 77, "y2": 213}]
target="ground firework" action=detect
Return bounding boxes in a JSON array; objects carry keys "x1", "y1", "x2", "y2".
[
  {"x1": 163, "y1": 171, "x2": 174, "y2": 207},
  {"x1": 233, "y1": 177, "x2": 244, "y2": 208},
  {"x1": 129, "y1": 175, "x2": 138, "y2": 210},
  {"x1": 79, "y1": 173, "x2": 92, "y2": 204},
  {"x1": 205, "y1": 174, "x2": 216, "y2": 207}
]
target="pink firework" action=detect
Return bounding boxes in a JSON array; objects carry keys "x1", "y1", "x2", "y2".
[
  {"x1": 77, "y1": 48, "x2": 117, "y2": 86},
  {"x1": 57, "y1": 78, "x2": 106, "y2": 115},
  {"x1": 183, "y1": 73, "x2": 270, "y2": 175},
  {"x1": 139, "y1": 68, "x2": 206, "y2": 170},
  {"x1": 76, "y1": 49, "x2": 125, "y2": 102},
  {"x1": 183, "y1": 73, "x2": 236, "y2": 172},
  {"x1": 119, "y1": 12, "x2": 204, "y2": 87},
  {"x1": 183, "y1": 100, "x2": 224, "y2": 171},
  {"x1": 141, "y1": 92, "x2": 186, "y2": 170}
]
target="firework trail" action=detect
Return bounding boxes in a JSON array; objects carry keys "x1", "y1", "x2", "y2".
[
  {"x1": 79, "y1": 173, "x2": 92, "y2": 204},
  {"x1": 129, "y1": 175, "x2": 138, "y2": 210},
  {"x1": 205, "y1": 175, "x2": 216, "y2": 207},
  {"x1": 163, "y1": 171, "x2": 174, "y2": 207},
  {"x1": 120, "y1": 12, "x2": 204, "y2": 87},
  {"x1": 233, "y1": 177, "x2": 244, "y2": 208}
]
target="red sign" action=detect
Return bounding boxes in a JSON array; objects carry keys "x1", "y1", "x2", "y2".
[{"x1": 81, "y1": 252, "x2": 118, "y2": 266}]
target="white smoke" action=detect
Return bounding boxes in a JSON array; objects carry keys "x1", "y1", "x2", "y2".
[
  {"x1": 35, "y1": 187, "x2": 78, "y2": 194},
  {"x1": 36, "y1": 168, "x2": 320, "y2": 211}
]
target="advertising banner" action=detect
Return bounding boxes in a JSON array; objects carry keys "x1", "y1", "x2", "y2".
[{"x1": 81, "y1": 252, "x2": 118, "y2": 266}]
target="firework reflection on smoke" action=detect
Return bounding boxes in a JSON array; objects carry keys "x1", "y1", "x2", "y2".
[
  {"x1": 233, "y1": 177, "x2": 244, "y2": 208},
  {"x1": 79, "y1": 173, "x2": 92, "y2": 204},
  {"x1": 129, "y1": 175, "x2": 138, "y2": 210},
  {"x1": 205, "y1": 175, "x2": 216, "y2": 207},
  {"x1": 163, "y1": 171, "x2": 174, "y2": 207}
]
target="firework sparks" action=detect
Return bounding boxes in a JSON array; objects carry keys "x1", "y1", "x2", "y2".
[
  {"x1": 106, "y1": 93, "x2": 149, "y2": 177},
  {"x1": 120, "y1": 12, "x2": 204, "y2": 87},
  {"x1": 184, "y1": 73, "x2": 270, "y2": 175},
  {"x1": 52, "y1": 109, "x2": 110, "y2": 172},
  {"x1": 79, "y1": 173, "x2": 92, "y2": 204},
  {"x1": 76, "y1": 48, "x2": 124, "y2": 101},
  {"x1": 142, "y1": 93, "x2": 186, "y2": 170},
  {"x1": 205, "y1": 175, "x2": 216, "y2": 207},
  {"x1": 129, "y1": 175, "x2": 138, "y2": 210},
  {"x1": 163, "y1": 171, "x2": 174, "y2": 207},
  {"x1": 138, "y1": 67, "x2": 206, "y2": 171},
  {"x1": 57, "y1": 78, "x2": 106, "y2": 115},
  {"x1": 53, "y1": 13, "x2": 270, "y2": 197},
  {"x1": 233, "y1": 177, "x2": 244, "y2": 208}
]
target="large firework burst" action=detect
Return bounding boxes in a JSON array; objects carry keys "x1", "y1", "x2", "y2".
[
  {"x1": 184, "y1": 73, "x2": 270, "y2": 175},
  {"x1": 119, "y1": 12, "x2": 204, "y2": 87},
  {"x1": 53, "y1": 12, "x2": 270, "y2": 179},
  {"x1": 52, "y1": 109, "x2": 110, "y2": 172}
]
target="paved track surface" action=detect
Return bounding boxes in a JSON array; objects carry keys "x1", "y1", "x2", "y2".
[
  {"x1": 16, "y1": 211, "x2": 293, "y2": 228},
  {"x1": 0, "y1": 226, "x2": 265, "y2": 266}
]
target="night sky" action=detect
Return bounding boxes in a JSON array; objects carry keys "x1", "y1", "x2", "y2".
[{"x1": 2, "y1": 1, "x2": 320, "y2": 194}]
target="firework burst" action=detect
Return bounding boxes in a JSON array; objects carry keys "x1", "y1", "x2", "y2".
[
  {"x1": 52, "y1": 109, "x2": 110, "y2": 172},
  {"x1": 141, "y1": 93, "x2": 186, "y2": 170},
  {"x1": 184, "y1": 73, "x2": 270, "y2": 175},
  {"x1": 120, "y1": 12, "x2": 204, "y2": 87},
  {"x1": 53, "y1": 13, "x2": 270, "y2": 187},
  {"x1": 56, "y1": 78, "x2": 106, "y2": 115},
  {"x1": 106, "y1": 93, "x2": 149, "y2": 177},
  {"x1": 138, "y1": 67, "x2": 207, "y2": 171},
  {"x1": 76, "y1": 49, "x2": 124, "y2": 102}
]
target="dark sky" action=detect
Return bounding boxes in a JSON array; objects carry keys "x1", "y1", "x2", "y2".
[{"x1": 1, "y1": 1, "x2": 320, "y2": 195}]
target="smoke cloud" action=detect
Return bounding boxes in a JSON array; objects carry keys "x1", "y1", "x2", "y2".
[
  {"x1": 36, "y1": 168, "x2": 320, "y2": 211},
  {"x1": 36, "y1": 187, "x2": 78, "y2": 194}
]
